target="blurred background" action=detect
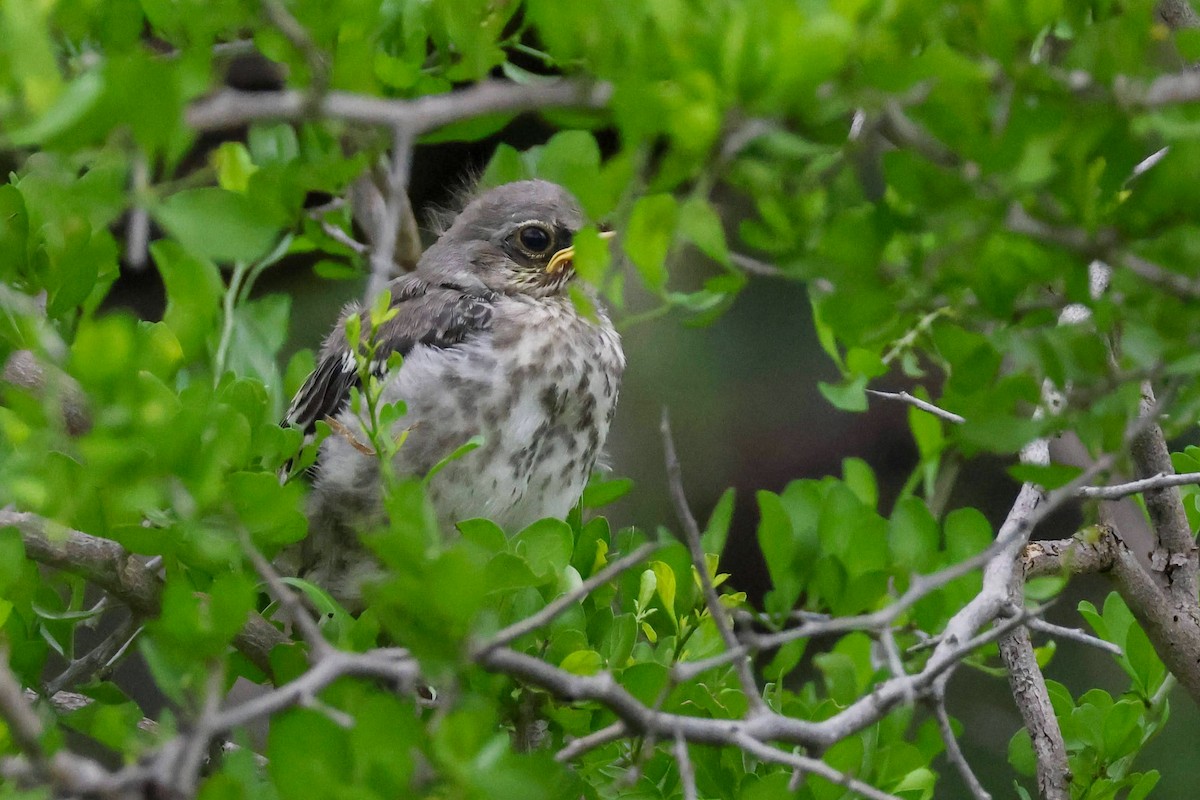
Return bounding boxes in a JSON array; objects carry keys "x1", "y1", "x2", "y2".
[{"x1": 102, "y1": 101, "x2": 1200, "y2": 797}]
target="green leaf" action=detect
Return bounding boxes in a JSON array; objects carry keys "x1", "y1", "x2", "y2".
[
  {"x1": 152, "y1": 241, "x2": 224, "y2": 360},
  {"x1": 424, "y1": 434, "x2": 484, "y2": 484},
  {"x1": 603, "y1": 613, "x2": 637, "y2": 668},
  {"x1": 510, "y1": 518, "x2": 573, "y2": 582},
  {"x1": 637, "y1": 567, "x2": 657, "y2": 612},
  {"x1": 756, "y1": 490, "x2": 800, "y2": 611},
  {"x1": 154, "y1": 188, "x2": 283, "y2": 263},
  {"x1": 818, "y1": 374, "x2": 868, "y2": 412},
  {"x1": 888, "y1": 497, "x2": 939, "y2": 572},
  {"x1": 581, "y1": 476, "x2": 633, "y2": 508},
  {"x1": 0, "y1": 185, "x2": 29, "y2": 281},
  {"x1": 6, "y1": 72, "x2": 105, "y2": 147},
  {"x1": 842, "y1": 458, "x2": 877, "y2": 509},
  {"x1": 1126, "y1": 771, "x2": 1161, "y2": 800},
  {"x1": 559, "y1": 649, "x2": 603, "y2": 675},
  {"x1": 701, "y1": 487, "x2": 736, "y2": 555},
  {"x1": 649, "y1": 560, "x2": 678, "y2": 627},
  {"x1": 212, "y1": 142, "x2": 259, "y2": 193},
  {"x1": 678, "y1": 196, "x2": 730, "y2": 266},
  {"x1": 1008, "y1": 728, "x2": 1036, "y2": 777},
  {"x1": 622, "y1": 193, "x2": 678, "y2": 292},
  {"x1": 268, "y1": 709, "x2": 352, "y2": 799}
]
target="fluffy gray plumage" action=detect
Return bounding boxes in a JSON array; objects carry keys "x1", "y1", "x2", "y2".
[{"x1": 281, "y1": 180, "x2": 625, "y2": 601}]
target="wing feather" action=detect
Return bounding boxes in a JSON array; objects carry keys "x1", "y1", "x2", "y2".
[{"x1": 282, "y1": 277, "x2": 496, "y2": 436}]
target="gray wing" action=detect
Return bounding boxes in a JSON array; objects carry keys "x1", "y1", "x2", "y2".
[{"x1": 282, "y1": 276, "x2": 497, "y2": 435}]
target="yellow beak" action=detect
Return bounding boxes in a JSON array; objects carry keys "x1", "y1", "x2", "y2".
[{"x1": 546, "y1": 229, "x2": 617, "y2": 275}]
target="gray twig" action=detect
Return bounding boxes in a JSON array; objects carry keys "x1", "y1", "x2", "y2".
[
  {"x1": 661, "y1": 408, "x2": 764, "y2": 712},
  {"x1": 732, "y1": 734, "x2": 903, "y2": 800},
  {"x1": 1077, "y1": 470, "x2": 1200, "y2": 499},
  {"x1": 0, "y1": 647, "x2": 45, "y2": 766},
  {"x1": 187, "y1": 80, "x2": 612, "y2": 133},
  {"x1": 45, "y1": 613, "x2": 143, "y2": 696},
  {"x1": 364, "y1": 126, "x2": 415, "y2": 305},
  {"x1": 866, "y1": 389, "x2": 965, "y2": 424},
  {"x1": 556, "y1": 721, "x2": 627, "y2": 762},
  {"x1": 476, "y1": 543, "x2": 660, "y2": 655},
  {"x1": 242, "y1": 533, "x2": 332, "y2": 659},
  {"x1": 930, "y1": 680, "x2": 991, "y2": 800}
]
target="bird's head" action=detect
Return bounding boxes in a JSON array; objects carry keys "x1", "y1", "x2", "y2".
[{"x1": 419, "y1": 180, "x2": 613, "y2": 297}]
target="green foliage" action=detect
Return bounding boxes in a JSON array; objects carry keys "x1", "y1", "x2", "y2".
[{"x1": 2, "y1": 0, "x2": 1199, "y2": 798}]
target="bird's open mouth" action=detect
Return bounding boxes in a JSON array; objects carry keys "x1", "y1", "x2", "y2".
[{"x1": 546, "y1": 230, "x2": 617, "y2": 276}]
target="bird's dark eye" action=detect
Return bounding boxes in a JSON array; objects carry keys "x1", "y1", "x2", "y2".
[{"x1": 517, "y1": 224, "x2": 553, "y2": 254}]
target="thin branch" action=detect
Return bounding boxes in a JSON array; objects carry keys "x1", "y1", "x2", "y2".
[
  {"x1": 661, "y1": 408, "x2": 765, "y2": 712},
  {"x1": 364, "y1": 126, "x2": 415, "y2": 305},
  {"x1": 259, "y1": 0, "x2": 327, "y2": 104},
  {"x1": 0, "y1": 647, "x2": 45, "y2": 766},
  {"x1": 878, "y1": 101, "x2": 961, "y2": 169},
  {"x1": 476, "y1": 542, "x2": 660, "y2": 655},
  {"x1": 169, "y1": 662, "x2": 226, "y2": 797},
  {"x1": 994, "y1": 377, "x2": 1069, "y2": 800},
  {"x1": 1077, "y1": 470, "x2": 1200, "y2": 499},
  {"x1": 729, "y1": 252, "x2": 783, "y2": 277},
  {"x1": 243, "y1": 533, "x2": 332, "y2": 659},
  {"x1": 673, "y1": 730, "x2": 697, "y2": 800},
  {"x1": 312, "y1": 214, "x2": 370, "y2": 255},
  {"x1": 556, "y1": 721, "x2": 628, "y2": 762},
  {"x1": 732, "y1": 734, "x2": 903, "y2": 800},
  {"x1": 481, "y1": 613, "x2": 1035, "y2": 754},
  {"x1": 45, "y1": 613, "x2": 142, "y2": 696},
  {"x1": 187, "y1": 80, "x2": 613, "y2": 133},
  {"x1": 1023, "y1": 617, "x2": 1122, "y2": 656},
  {"x1": 204, "y1": 648, "x2": 418, "y2": 735},
  {"x1": 866, "y1": 389, "x2": 965, "y2": 424},
  {"x1": 123, "y1": 153, "x2": 150, "y2": 271},
  {"x1": 0, "y1": 510, "x2": 289, "y2": 675},
  {"x1": 930, "y1": 681, "x2": 991, "y2": 800}
]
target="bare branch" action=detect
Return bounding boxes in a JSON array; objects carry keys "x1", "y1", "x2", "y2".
[
  {"x1": 673, "y1": 731, "x2": 697, "y2": 800},
  {"x1": 0, "y1": 647, "x2": 45, "y2": 766},
  {"x1": 3, "y1": 350, "x2": 91, "y2": 436},
  {"x1": 259, "y1": 0, "x2": 327, "y2": 103},
  {"x1": 930, "y1": 681, "x2": 991, "y2": 800},
  {"x1": 475, "y1": 542, "x2": 660, "y2": 655},
  {"x1": 206, "y1": 648, "x2": 419, "y2": 735},
  {"x1": 866, "y1": 389, "x2": 965, "y2": 424},
  {"x1": 879, "y1": 102, "x2": 961, "y2": 169},
  {"x1": 1000, "y1": 622, "x2": 1071, "y2": 800},
  {"x1": 729, "y1": 252, "x2": 783, "y2": 277},
  {"x1": 1129, "y1": 383, "x2": 1199, "y2": 602},
  {"x1": 1022, "y1": 529, "x2": 1119, "y2": 579},
  {"x1": 1158, "y1": 0, "x2": 1200, "y2": 29},
  {"x1": 364, "y1": 126, "x2": 415, "y2": 305},
  {"x1": 0, "y1": 510, "x2": 289, "y2": 676},
  {"x1": 1023, "y1": 616, "x2": 1122, "y2": 656},
  {"x1": 123, "y1": 153, "x2": 150, "y2": 271},
  {"x1": 243, "y1": 534, "x2": 332, "y2": 659},
  {"x1": 556, "y1": 721, "x2": 628, "y2": 762},
  {"x1": 187, "y1": 80, "x2": 612, "y2": 134},
  {"x1": 661, "y1": 408, "x2": 764, "y2": 711},
  {"x1": 46, "y1": 613, "x2": 143, "y2": 696},
  {"x1": 1077, "y1": 470, "x2": 1200, "y2": 499},
  {"x1": 732, "y1": 734, "x2": 903, "y2": 800},
  {"x1": 1005, "y1": 204, "x2": 1200, "y2": 298},
  {"x1": 310, "y1": 212, "x2": 370, "y2": 255}
]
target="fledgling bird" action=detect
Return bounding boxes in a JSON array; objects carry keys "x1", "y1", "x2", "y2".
[{"x1": 281, "y1": 180, "x2": 625, "y2": 600}]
